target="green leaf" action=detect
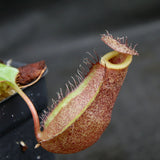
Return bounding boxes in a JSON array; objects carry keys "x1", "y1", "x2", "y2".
[
  {"x1": 0, "y1": 63, "x2": 21, "y2": 101},
  {"x1": 0, "y1": 63, "x2": 19, "y2": 86}
]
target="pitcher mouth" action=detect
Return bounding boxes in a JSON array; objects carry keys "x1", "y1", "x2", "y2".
[{"x1": 100, "y1": 51, "x2": 132, "y2": 69}]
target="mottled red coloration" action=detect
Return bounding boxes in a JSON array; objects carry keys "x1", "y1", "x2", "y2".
[
  {"x1": 36, "y1": 60, "x2": 128, "y2": 153},
  {"x1": 28, "y1": 33, "x2": 137, "y2": 154},
  {"x1": 0, "y1": 33, "x2": 137, "y2": 154},
  {"x1": 16, "y1": 61, "x2": 46, "y2": 85},
  {"x1": 101, "y1": 33, "x2": 139, "y2": 56}
]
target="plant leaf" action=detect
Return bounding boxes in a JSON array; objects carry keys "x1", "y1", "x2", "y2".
[
  {"x1": 0, "y1": 63, "x2": 19, "y2": 86},
  {"x1": 0, "y1": 63, "x2": 20, "y2": 101}
]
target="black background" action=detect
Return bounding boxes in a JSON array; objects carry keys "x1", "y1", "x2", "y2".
[{"x1": 0, "y1": 0, "x2": 160, "y2": 160}]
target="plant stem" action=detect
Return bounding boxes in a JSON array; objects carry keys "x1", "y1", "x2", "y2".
[{"x1": 15, "y1": 86, "x2": 41, "y2": 136}]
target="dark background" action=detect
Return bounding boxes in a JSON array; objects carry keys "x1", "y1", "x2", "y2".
[{"x1": 0, "y1": 0, "x2": 160, "y2": 160}]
